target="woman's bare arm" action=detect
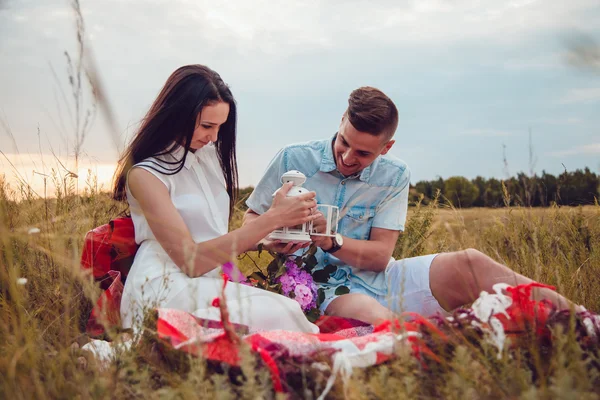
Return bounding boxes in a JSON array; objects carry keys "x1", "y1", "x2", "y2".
[{"x1": 128, "y1": 168, "x2": 318, "y2": 277}]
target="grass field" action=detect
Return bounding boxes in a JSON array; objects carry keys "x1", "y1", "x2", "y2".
[{"x1": 1, "y1": 181, "x2": 599, "y2": 399}]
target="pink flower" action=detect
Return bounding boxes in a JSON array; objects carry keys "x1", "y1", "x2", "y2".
[
  {"x1": 221, "y1": 262, "x2": 246, "y2": 283},
  {"x1": 294, "y1": 284, "x2": 313, "y2": 310}
]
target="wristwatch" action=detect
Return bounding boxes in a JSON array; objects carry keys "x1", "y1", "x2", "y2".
[{"x1": 325, "y1": 233, "x2": 344, "y2": 254}]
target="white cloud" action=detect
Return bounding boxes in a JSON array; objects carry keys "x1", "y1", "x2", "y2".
[
  {"x1": 13, "y1": 0, "x2": 591, "y2": 59},
  {"x1": 559, "y1": 87, "x2": 600, "y2": 104},
  {"x1": 536, "y1": 116, "x2": 582, "y2": 124},
  {"x1": 548, "y1": 143, "x2": 600, "y2": 157},
  {"x1": 502, "y1": 54, "x2": 563, "y2": 71},
  {"x1": 460, "y1": 129, "x2": 514, "y2": 137},
  {"x1": 1, "y1": 0, "x2": 599, "y2": 188}
]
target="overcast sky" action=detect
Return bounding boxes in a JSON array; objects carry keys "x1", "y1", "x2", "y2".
[{"x1": 1, "y1": 0, "x2": 599, "y2": 193}]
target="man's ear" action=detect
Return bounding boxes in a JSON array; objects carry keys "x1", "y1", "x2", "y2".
[{"x1": 380, "y1": 139, "x2": 395, "y2": 155}]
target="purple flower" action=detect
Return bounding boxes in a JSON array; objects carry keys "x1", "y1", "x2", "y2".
[
  {"x1": 279, "y1": 273, "x2": 296, "y2": 295},
  {"x1": 276, "y1": 257, "x2": 320, "y2": 312}
]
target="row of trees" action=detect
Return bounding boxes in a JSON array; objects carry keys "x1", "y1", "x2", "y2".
[{"x1": 411, "y1": 168, "x2": 599, "y2": 207}]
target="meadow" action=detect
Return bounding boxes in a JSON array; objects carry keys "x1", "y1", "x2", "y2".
[{"x1": 1, "y1": 176, "x2": 599, "y2": 399}]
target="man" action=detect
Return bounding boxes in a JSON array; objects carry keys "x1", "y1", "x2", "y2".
[{"x1": 243, "y1": 87, "x2": 579, "y2": 324}]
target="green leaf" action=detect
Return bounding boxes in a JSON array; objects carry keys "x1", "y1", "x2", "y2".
[
  {"x1": 334, "y1": 286, "x2": 350, "y2": 296},
  {"x1": 307, "y1": 244, "x2": 318, "y2": 257},
  {"x1": 269, "y1": 283, "x2": 282, "y2": 293},
  {"x1": 257, "y1": 243, "x2": 264, "y2": 257},
  {"x1": 266, "y1": 259, "x2": 279, "y2": 276},
  {"x1": 305, "y1": 255, "x2": 318, "y2": 270},
  {"x1": 318, "y1": 288, "x2": 326, "y2": 305},
  {"x1": 275, "y1": 264, "x2": 287, "y2": 279},
  {"x1": 305, "y1": 308, "x2": 322, "y2": 323},
  {"x1": 323, "y1": 264, "x2": 337, "y2": 274},
  {"x1": 312, "y1": 269, "x2": 331, "y2": 283},
  {"x1": 249, "y1": 271, "x2": 267, "y2": 283}
]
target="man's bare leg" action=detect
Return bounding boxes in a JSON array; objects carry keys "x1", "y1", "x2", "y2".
[
  {"x1": 429, "y1": 248, "x2": 583, "y2": 312},
  {"x1": 325, "y1": 293, "x2": 394, "y2": 325}
]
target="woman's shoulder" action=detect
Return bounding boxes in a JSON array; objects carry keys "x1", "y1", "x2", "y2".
[
  {"x1": 133, "y1": 146, "x2": 187, "y2": 174},
  {"x1": 133, "y1": 156, "x2": 175, "y2": 175},
  {"x1": 128, "y1": 146, "x2": 188, "y2": 191}
]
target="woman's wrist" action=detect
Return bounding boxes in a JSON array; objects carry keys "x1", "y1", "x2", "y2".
[{"x1": 262, "y1": 208, "x2": 282, "y2": 231}]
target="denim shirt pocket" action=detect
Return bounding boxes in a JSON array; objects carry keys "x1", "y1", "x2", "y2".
[{"x1": 340, "y1": 206, "x2": 376, "y2": 240}]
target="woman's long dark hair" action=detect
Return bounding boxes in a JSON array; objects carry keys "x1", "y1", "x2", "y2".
[{"x1": 113, "y1": 65, "x2": 238, "y2": 217}]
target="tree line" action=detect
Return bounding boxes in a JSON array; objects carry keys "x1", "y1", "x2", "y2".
[{"x1": 411, "y1": 168, "x2": 600, "y2": 207}]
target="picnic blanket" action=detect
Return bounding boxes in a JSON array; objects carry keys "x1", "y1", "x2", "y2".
[
  {"x1": 82, "y1": 277, "x2": 600, "y2": 398},
  {"x1": 133, "y1": 277, "x2": 600, "y2": 398}
]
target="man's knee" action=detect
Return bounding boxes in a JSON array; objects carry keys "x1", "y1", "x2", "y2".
[
  {"x1": 437, "y1": 248, "x2": 488, "y2": 270},
  {"x1": 465, "y1": 247, "x2": 489, "y2": 262},
  {"x1": 431, "y1": 249, "x2": 490, "y2": 293}
]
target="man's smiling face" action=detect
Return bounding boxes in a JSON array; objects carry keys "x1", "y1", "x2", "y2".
[{"x1": 333, "y1": 116, "x2": 396, "y2": 177}]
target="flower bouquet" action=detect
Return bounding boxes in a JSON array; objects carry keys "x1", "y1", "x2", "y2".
[{"x1": 237, "y1": 245, "x2": 340, "y2": 322}]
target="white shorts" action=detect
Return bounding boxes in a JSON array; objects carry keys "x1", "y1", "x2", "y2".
[
  {"x1": 379, "y1": 254, "x2": 446, "y2": 316},
  {"x1": 323, "y1": 254, "x2": 447, "y2": 318}
]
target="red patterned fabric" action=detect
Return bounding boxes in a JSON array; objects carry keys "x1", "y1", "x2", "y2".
[
  {"x1": 154, "y1": 307, "x2": 426, "y2": 393},
  {"x1": 153, "y1": 275, "x2": 444, "y2": 394},
  {"x1": 81, "y1": 217, "x2": 138, "y2": 337},
  {"x1": 151, "y1": 280, "x2": 600, "y2": 395},
  {"x1": 496, "y1": 282, "x2": 555, "y2": 338}
]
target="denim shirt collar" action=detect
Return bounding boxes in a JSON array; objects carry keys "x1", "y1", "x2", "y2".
[
  {"x1": 320, "y1": 134, "x2": 338, "y2": 173},
  {"x1": 320, "y1": 133, "x2": 376, "y2": 183}
]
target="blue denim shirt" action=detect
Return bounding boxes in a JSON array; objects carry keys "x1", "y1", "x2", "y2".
[{"x1": 246, "y1": 135, "x2": 410, "y2": 298}]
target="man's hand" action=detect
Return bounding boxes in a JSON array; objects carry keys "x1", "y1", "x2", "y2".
[
  {"x1": 311, "y1": 235, "x2": 333, "y2": 251},
  {"x1": 259, "y1": 237, "x2": 311, "y2": 255},
  {"x1": 310, "y1": 213, "x2": 333, "y2": 251}
]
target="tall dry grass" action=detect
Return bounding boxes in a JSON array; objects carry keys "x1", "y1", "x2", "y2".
[{"x1": 1, "y1": 176, "x2": 598, "y2": 399}]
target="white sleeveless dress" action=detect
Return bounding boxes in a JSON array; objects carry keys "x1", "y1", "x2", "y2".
[{"x1": 120, "y1": 144, "x2": 318, "y2": 333}]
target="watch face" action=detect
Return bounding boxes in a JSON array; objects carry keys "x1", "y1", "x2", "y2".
[{"x1": 335, "y1": 234, "x2": 343, "y2": 246}]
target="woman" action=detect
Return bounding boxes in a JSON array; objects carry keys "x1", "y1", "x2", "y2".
[{"x1": 113, "y1": 65, "x2": 320, "y2": 333}]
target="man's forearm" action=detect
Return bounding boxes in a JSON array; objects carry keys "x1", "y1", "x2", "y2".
[
  {"x1": 326, "y1": 236, "x2": 392, "y2": 272},
  {"x1": 248, "y1": 209, "x2": 394, "y2": 271}
]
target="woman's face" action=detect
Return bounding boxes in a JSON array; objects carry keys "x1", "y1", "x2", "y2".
[{"x1": 191, "y1": 101, "x2": 230, "y2": 150}]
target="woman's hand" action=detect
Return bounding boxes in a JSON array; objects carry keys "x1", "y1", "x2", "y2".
[{"x1": 267, "y1": 182, "x2": 321, "y2": 228}]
